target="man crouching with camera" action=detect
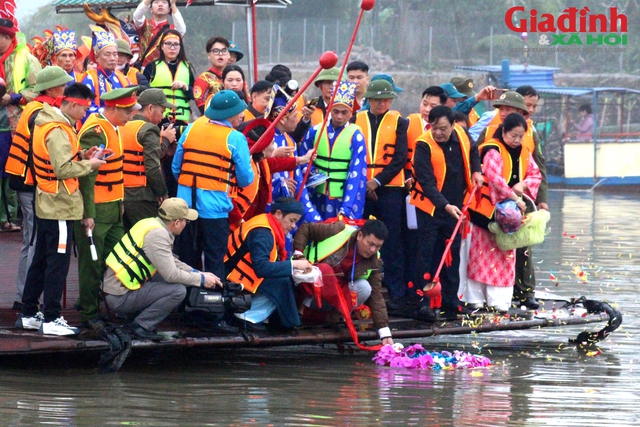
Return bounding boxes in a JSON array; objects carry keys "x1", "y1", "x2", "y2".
[{"x1": 102, "y1": 198, "x2": 222, "y2": 340}]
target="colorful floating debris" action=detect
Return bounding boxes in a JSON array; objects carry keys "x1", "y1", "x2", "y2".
[{"x1": 373, "y1": 344, "x2": 492, "y2": 370}]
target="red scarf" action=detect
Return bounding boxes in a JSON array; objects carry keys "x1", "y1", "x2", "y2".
[
  {"x1": 266, "y1": 213, "x2": 288, "y2": 260},
  {"x1": 35, "y1": 95, "x2": 63, "y2": 108},
  {"x1": 0, "y1": 37, "x2": 17, "y2": 82}
]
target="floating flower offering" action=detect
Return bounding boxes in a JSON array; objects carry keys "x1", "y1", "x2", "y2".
[{"x1": 373, "y1": 344, "x2": 492, "y2": 370}]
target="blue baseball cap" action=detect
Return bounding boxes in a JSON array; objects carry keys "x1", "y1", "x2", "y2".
[
  {"x1": 440, "y1": 83, "x2": 466, "y2": 99},
  {"x1": 371, "y1": 73, "x2": 404, "y2": 93}
]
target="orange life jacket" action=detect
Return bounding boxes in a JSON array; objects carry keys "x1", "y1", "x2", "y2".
[
  {"x1": 468, "y1": 108, "x2": 480, "y2": 126},
  {"x1": 485, "y1": 117, "x2": 535, "y2": 155},
  {"x1": 243, "y1": 108, "x2": 256, "y2": 121},
  {"x1": 406, "y1": 113, "x2": 426, "y2": 171},
  {"x1": 310, "y1": 105, "x2": 325, "y2": 127},
  {"x1": 409, "y1": 124, "x2": 473, "y2": 215},
  {"x1": 120, "y1": 120, "x2": 147, "y2": 188},
  {"x1": 234, "y1": 158, "x2": 271, "y2": 219},
  {"x1": 32, "y1": 121, "x2": 81, "y2": 195},
  {"x1": 355, "y1": 110, "x2": 405, "y2": 186},
  {"x1": 5, "y1": 101, "x2": 43, "y2": 185},
  {"x1": 466, "y1": 138, "x2": 531, "y2": 219},
  {"x1": 225, "y1": 213, "x2": 278, "y2": 293},
  {"x1": 85, "y1": 69, "x2": 130, "y2": 107},
  {"x1": 125, "y1": 67, "x2": 139, "y2": 86},
  {"x1": 176, "y1": 117, "x2": 237, "y2": 197},
  {"x1": 78, "y1": 114, "x2": 125, "y2": 203}
]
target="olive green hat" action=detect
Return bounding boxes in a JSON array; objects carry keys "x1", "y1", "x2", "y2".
[
  {"x1": 138, "y1": 88, "x2": 176, "y2": 109},
  {"x1": 116, "y1": 39, "x2": 133, "y2": 58},
  {"x1": 492, "y1": 91, "x2": 528, "y2": 115},
  {"x1": 363, "y1": 80, "x2": 397, "y2": 99},
  {"x1": 33, "y1": 66, "x2": 74, "y2": 93},
  {"x1": 313, "y1": 67, "x2": 340, "y2": 87},
  {"x1": 451, "y1": 75, "x2": 476, "y2": 97}
]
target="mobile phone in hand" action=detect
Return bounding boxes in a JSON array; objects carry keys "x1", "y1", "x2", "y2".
[{"x1": 493, "y1": 89, "x2": 507, "y2": 99}]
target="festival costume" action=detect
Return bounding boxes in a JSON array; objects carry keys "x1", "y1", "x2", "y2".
[
  {"x1": 193, "y1": 68, "x2": 223, "y2": 112},
  {"x1": 132, "y1": 1, "x2": 186, "y2": 67}
]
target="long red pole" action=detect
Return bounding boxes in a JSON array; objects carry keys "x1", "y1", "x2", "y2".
[
  {"x1": 296, "y1": 0, "x2": 376, "y2": 200},
  {"x1": 250, "y1": 51, "x2": 339, "y2": 155},
  {"x1": 250, "y1": 0, "x2": 259, "y2": 84}
]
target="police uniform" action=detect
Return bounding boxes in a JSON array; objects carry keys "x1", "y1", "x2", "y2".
[{"x1": 75, "y1": 87, "x2": 140, "y2": 325}]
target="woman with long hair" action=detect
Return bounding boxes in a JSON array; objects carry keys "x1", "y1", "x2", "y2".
[
  {"x1": 461, "y1": 113, "x2": 542, "y2": 313},
  {"x1": 143, "y1": 29, "x2": 195, "y2": 124}
]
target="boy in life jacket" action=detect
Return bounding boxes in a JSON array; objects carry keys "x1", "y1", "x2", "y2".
[
  {"x1": 103, "y1": 197, "x2": 222, "y2": 341},
  {"x1": 225, "y1": 197, "x2": 313, "y2": 331},
  {"x1": 15, "y1": 83, "x2": 106, "y2": 336},
  {"x1": 5, "y1": 66, "x2": 73, "y2": 308},
  {"x1": 292, "y1": 219, "x2": 394, "y2": 346}
]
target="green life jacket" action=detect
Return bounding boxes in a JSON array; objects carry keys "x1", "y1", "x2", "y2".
[
  {"x1": 303, "y1": 225, "x2": 373, "y2": 280},
  {"x1": 105, "y1": 217, "x2": 164, "y2": 290},
  {"x1": 150, "y1": 60, "x2": 191, "y2": 122},
  {"x1": 313, "y1": 124, "x2": 358, "y2": 198}
]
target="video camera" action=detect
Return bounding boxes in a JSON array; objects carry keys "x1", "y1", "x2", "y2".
[{"x1": 186, "y1": 282, "x2": 252, "y2": 315}]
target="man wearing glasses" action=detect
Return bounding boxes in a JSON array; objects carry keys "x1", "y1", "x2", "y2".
[
  {"x1": 193, "y1": 36, "x2": 230, "y2": 115},
  {"x1": 103, "y1": 198, "x2": 222, "y2": 341},
  {"x1": 133, "y1": 0, "x2": 187, "y2": 67}
]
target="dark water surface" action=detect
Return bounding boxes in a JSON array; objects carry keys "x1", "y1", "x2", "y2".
[{"x1": 0, "y1": 191, "x2": 639, "y2": 426}]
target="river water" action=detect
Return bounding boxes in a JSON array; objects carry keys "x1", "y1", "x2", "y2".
[{"x1": 0, "y1": 190, "x2": 638, "y2": 426}]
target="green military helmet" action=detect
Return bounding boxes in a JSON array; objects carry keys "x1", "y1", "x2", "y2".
[
  {"x1": 33, "y1": 66, "x2": 74, "y2": 93},
  {"x1": 363, "y1": 80, "x2": 397, "y2": 99},
  {"x1": 116, "y1": 39, "x2": 133, "y2": 58},
  {"x1": 492, "y1": 91, "x2": 529, "y2": 115},
  {"x1": 313, "y1": 67, "x2": 340, "y2": 87}
]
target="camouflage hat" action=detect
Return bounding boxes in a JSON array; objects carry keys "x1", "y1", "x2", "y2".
[
  {"x1": 492, "y1": 91, "x2": 528, "y2": 115},
  {"x1": 451, "y1": 75, "x2": 476, "y2": 97},
  {"x1": 33, "y1": 66, "x2": 74, "y2": 93},
  {"x1": 363, "y1": 80, "x2": 397, "y2": 99}
]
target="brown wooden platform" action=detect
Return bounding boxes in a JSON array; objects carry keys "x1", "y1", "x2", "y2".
[{"x1": 0, "y1": 230, "x2": 615, "y2": 358}]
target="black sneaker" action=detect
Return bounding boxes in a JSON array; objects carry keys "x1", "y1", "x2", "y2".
[
  {"x1": 415, "y1": 306, "x2": 437, "y2": 323},
  {"x1": 81, "y1": 316, "x2": 108, "y2": 332},
  {"x1": 129, "y1": 323, "x2": 164, "y2": 341},
  {"x1": 514, "y1": 297, "x2": 540, "y2": 310}
]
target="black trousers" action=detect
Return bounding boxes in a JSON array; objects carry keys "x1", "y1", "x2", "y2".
[
  {"x1": 21, "y1": 218, "x2": 74, "y2": 322},
  {"x1": 415, "y1": 208, "x2": 462, "y2": 312},
  {"x1": 176, "y1": 217, "x2": 229, "y2": 279},
  {"x1": 514, "y1": 246, "x2": 536, "y2": 299},
  {"x1": 364, "y1": 186, "x2": 405, "y2": 300}
]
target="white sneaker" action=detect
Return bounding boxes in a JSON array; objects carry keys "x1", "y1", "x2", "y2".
[
  {"x1": 15, "y1": 312, "x2": 44, "y2": 330},
  {"x1": 39, "y1": 316, "x2": 80, "y2": 336}
]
